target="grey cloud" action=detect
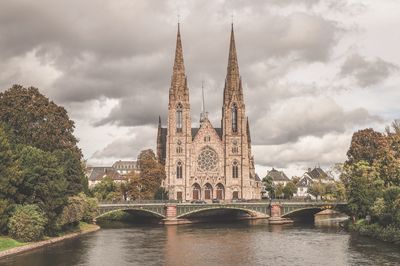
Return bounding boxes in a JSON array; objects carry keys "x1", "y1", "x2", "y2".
[
  {"x1": 91, "y1": 126, "x2": 155, "y2": 160},
  {"x1": 252, "y1": 96, "x2": 381, "y2": 145},
  {"x1": 340, "y1": 53, "x2": 398, "y2": 87},
  {"x1": 253, "y1": 132, "x2": 351, "y2": 170},
  {"x1": 0, "y1": 0, "x2": 343, "y2": 108}
]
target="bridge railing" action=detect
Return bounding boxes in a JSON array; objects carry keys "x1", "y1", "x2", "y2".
[
  {"x1": 98, "y1": 199, "x2": 347, "y2": 206},
  {"x1": 98, "y1": 199, "x2": 179, "y2": 205}
]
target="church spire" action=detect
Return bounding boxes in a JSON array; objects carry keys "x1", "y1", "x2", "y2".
[
  {"x1": 200, "y1": 81, "x2": 208, "y2": 122},
  {"x1": 224, "y1": 23, "x2": 242, "y2": 104},
  {"x1": 173, "y1": 23, "x2": 185, "y2": 74},
  {"x1": 170, "y1": 23, "x2": 188, "y2": 99},
  {"x1": 227, "y1": 23, "x2": 239, "y2": 79}
]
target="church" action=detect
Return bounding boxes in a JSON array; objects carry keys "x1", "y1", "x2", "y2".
[{"x1": 157, "y1": 24, "x2": 261, "y2": 201}]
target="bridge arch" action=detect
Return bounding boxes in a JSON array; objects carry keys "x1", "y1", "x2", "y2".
[
  {"x1": 177, "y1": 206, "x2": 268, "y2": 219},
  {"x1": 96, "y1": 208, "x2": 166, "y2": 220},
  {"x1": 281, "y1": 207, "x2": 324, "y2": 220}
]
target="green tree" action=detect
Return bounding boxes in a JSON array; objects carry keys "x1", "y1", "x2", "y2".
[
  {"x1": 0, "y1": 85, "x2": 81, "y2": 158},
  {"x1": 308, "y1": 182, "x2": 326, "y2": 201},
  {"x1": 136, "y1": 149, "x2": 166, "y2": 200},
  {"x1": 275, "y1": 183, "x2": 284, "y2": 199},
  {"x1": 283, "y1": 181, "x2": 296, "y2": 199},
  {"x1": 8, "y1": 204, "x2": 47, "y2": 242},
  {"x1": 0, "y1": 127, "x2": 21, "y2": 232},
  {"x1": 346, "y1": 128, "x2": 387, "y2": 165},
  {"x1": 57, "y1": 193, "x2": 98, "y2": 228},
  {"x1": 262, "y1": 176, "x2": 275, "y2": 199},
  {"x1": 91, "y1": 176, "x2": 118, "y2": 201},
  {"x1": 53, "y1": 149, "x2": 87, "y2": 196},
  {"x1": 0, "y1": 127, "x2": 21, "y2": 200},
  {"x1": 16, "y1": 145, "x2": 68, "y2": 234},
  {"x1": 341, "y1": 161, "x2": 383, "y2": 219}
]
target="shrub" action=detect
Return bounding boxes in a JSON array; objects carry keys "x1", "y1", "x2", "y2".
[
  {"x1": 8, "y1": 205, "x2": 47, "y2": 242},
  {"x1": 57, "y1": 193, "x2": 98, "y2": 229}
]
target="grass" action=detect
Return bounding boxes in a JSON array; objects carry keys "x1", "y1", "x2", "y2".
[
  {"x1": 0, "y1": 237, "x2": 26, "y2": 252},
  {"x1": 0, "y1": 222, "x2": 98, "y2": 252}
]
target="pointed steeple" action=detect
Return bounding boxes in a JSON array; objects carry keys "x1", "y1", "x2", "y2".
[
  {"x1": 200, "y1": 81, "x2": 208, "y2": 122},
  {"x1": 224, "y1": 24, "x2": 242, "y2": 104},
  {"x1": 173, "y1": 23, "x2": 185, "y2": 74},
  {"x1": 170, "y1": 23, "x2": 189, "y2": 100},
  {"x1": 227, "y1": 23, "x2": 239, "y2": 79}
]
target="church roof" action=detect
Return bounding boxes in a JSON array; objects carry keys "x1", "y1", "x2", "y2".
[
  {"x1": 191, "y1": 127, "x2": 222, "y2": 140},
  {"x1": 266, "y1": 168, "x2": 290, "y2": 182}
]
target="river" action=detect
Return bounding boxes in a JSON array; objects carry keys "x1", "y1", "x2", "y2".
[{"x1": 0, "y1": 220, "x2": 399, "y2": 266}]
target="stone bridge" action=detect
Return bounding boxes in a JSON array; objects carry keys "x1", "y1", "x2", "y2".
[{"x1": 97, "y1": 201, "x2": 348, "y2": 225}]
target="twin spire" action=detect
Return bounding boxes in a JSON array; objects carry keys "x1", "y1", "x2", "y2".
[{"x1": 170, "y1": 23, "x2": 241, "y2": 113}]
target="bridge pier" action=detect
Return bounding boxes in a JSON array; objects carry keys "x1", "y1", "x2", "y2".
[
  {"x1": 268, "y1": 203, "x2": 293, "y2": 225},
  {"x1": 162, "y1": 204, "x2": 194, "y2": 225}
]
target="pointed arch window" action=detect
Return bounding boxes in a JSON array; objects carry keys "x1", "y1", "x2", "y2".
[
  {"x1": 176, "y1": 103, "x2": 183, "y2": 133},
  {"x1": 177, "y1": 161, "x2": 183, "y2": 179},
  {"x1": 232, "y1": 160, "x2": 239, "y2": 178},
  {"x1": 232, "y1": 103, "x2": 238, "y2": 133}
]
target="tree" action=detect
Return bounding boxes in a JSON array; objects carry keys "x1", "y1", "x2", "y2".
[
  {"x1": 154, "y1": 187, "x2": 169, "y2": 200},
  {"x1": 57, "y1": 193, "x2": 98, "y2": 229},
  {"x1": 8, "y1": 204, "x2": 47, "y2": 242},
  {"x1": 53, "y1": 149, "x2": 87, "y2": 196},
  {"x1": 283, "y1": 181, "x2": 296, "y2": 199},
  {"x1": 135, "y1": 149, "x2": 166, "y2": 200},
  {"x1": 91, "y1": 176, "x2": 118, "y2": 201},
  {"x1": 0, "y1": 127, "x2": 21, "y2": 200},
  {"x1": 262, "y1": 176, "x2": 275, "y2": 199},
  {"x1": 341, "y1": 161, "x2": 383, "y2": 219},
  {"x1": 275, "y1": 183, "x2": 284, "y2": 199},
  {"x1": 0, "y1": 85, "x2": 81, "y2": 158},
  {"x1": 16, "y1": 145, "x2": 68, "y2": 234},
  {"x1": 308, "y1": 182, "x2": 326, "y2": 201},
  {"x1": 346, "y1": 128, "x2": 388, "y2": 165}
]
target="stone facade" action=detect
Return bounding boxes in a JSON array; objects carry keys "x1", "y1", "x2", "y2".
[{"x1": 157, "y1": 24, "x2": 261, "y2": 201}]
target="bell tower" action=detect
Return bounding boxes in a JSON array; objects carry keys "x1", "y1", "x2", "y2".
[
  {"x1": 221, "y1": 24, "x2": 253, "y2": 199},
  {"x1": 165, "y1": 24, "x2": 192, "y2": 200}
]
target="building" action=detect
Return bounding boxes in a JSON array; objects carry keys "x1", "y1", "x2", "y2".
[
  {"x1": 156, "y1": 24, "x2": 261, "y2": 201},
  {"x1": 86, "y1": 167, "x2": 125, "y2": 188},
  {"x1": 265, "y1": 168, "x2": 290, "y2": 186},
  {"x1": 295, "y1": 166, "x2": 333, "y2": 198},
  {"x1": 86, "y1": 160, "x2": 139, "y2": 188},
  {"x1": 112, "y1": 160, "x2": 139, "y2": 175}
]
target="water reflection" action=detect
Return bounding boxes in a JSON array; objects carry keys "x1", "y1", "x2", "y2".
[{"x1": 0, "y1": 220, "x2": 399, "y2": 266}]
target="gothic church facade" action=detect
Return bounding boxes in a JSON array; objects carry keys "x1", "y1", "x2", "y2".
[{"x1": 157, "y1": 24, "x2": 261, "y2": 201}]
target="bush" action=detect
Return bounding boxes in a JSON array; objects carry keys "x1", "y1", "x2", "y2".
[
  {"x1": 8, "y1": 205, "x2": 47, "y2": 242},
  {"x1": 57, "y1": 193, "x2": 98, "y2": 229}
]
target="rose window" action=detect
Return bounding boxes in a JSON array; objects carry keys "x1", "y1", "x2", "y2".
[{"x1": 197, "y1": 147, "x2": 218, "y2": 172}]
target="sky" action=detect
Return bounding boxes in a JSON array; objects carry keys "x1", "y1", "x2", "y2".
[{"x1": 1, "y1": 0, "x2": 399, "y2": 178}]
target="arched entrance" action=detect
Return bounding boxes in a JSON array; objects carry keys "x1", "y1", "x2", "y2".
[
  {"x1": 204, "y1": 183, "x2": 213, "y2": 200},
  {"x1": 232, "y1": 191, "x2": 239, "y2": 200},
  {"x1": 192, "y1": 183, "x2": 201, "y2": 200},
  {"x1": 216, "y1": 183, "x2": 225, "y2": 200}
]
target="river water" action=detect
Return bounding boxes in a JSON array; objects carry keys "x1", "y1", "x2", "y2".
[{"x1": 1, "y1": 220, "x2": 399, "y2": 266}]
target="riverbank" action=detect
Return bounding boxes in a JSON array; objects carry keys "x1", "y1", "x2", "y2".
[
  {"x1": 349, "y1": 219, "x2": 400, "y2": 245},
  {"x1": 0, "y1": 223, "x2": 100, "y2": 259}
]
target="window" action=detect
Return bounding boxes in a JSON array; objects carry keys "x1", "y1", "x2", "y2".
[
  {"x1": 176, "y1": 140, "x2": 182, "y2": 153},
  {"x1": 176, "y1": 103, "x2": 183, "y2": 133},
  {"x1": 232, "y1": 147, "x2": 238, "y2": 153},
  {"x1": 197, "y1": 147, "x2": 218, "y2": 172},
  {"x1": 204, "y1": 136, "x2": 211, "y2": 142},
  {"x1": 232, "y1": 103, "x2": 238, "y2": 133},
  {"x1": 177, "y1": 161, "x2": 183, "y2": 178},
  {"x1": 232, "y1": 161, "x2": 239, "y2": 178}
]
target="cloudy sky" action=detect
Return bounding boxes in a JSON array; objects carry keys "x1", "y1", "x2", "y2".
[{"x1": 1, "y1": 0, "x2": 399, "y2": 177}]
